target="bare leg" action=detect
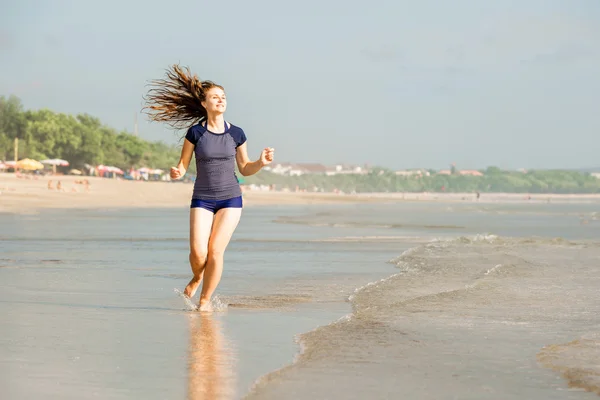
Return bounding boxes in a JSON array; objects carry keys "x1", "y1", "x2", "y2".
[
  {"x1": 184, "y1": 207, "x2": 214, "y2": 298},
  {"x1": 199, "y1": 207, "x2": 242, "y2": 309}
]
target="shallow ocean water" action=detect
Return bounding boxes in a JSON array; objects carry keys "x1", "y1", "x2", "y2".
[{"x1": 2, "y1": 201, "x2": 599, "y2": 399}]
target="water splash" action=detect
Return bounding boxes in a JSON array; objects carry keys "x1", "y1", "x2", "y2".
[
  {"x1": 208, "y1": 295, "x2": 228, "y2": 312},
  {"x1": 174, "y1": 288, "x2": 228, "y2": 312},
  {"x1": 174, "y1": 288, "x2": 198, "y2": 311}
]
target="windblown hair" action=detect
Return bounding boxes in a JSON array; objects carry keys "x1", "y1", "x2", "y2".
[{"x1": 143, "y1": 64, "x2": 224, "y2": 130}]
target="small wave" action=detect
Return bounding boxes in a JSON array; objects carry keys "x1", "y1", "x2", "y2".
[
  {"x1": 272, "y1": 218, "x2": 464, "y2": 230},
  {"x1": 312, "y1": 236, "x2": 427, "y2": 243},
  {"x1": 224, "y1": 294, "x2": 312, "y2": 310},
  {"x1": 234, "y1": 238, "x2": 315, "y2": 244},
  {"x1": 433, "y1": 234, "x2": 587, "y2": 247},
  {"x1": 387, "y1": 245, "x2": 426, "y2": 265},
  {"x1": 387, "y1": 234, "x2": 587, "y2": 267},
  {"x1": 236, "y1": 236, "x2": 427, "y2": 244},
  {"x1": 484, "y1": 264, "x2": 503, "y2": 275},
  {"x1": 348, "y1": 272, "x2": 404, "y2": 302},
  {"x1": 145, "y1": 273, "x2": 189, "y2": 280},
  {"x1": 383, "y1": 234, "x2": 585, "y2": 288}
]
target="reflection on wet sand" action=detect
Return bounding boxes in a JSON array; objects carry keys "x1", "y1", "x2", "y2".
[{"x1": 187, "y1": 313, "x2": 236, "y2": 400}]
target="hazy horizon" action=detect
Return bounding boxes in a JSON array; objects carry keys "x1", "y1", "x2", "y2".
[{"x1": 2, "y1": 0, "x2": 599, "y2": 171}]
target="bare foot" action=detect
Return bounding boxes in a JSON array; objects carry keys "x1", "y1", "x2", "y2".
[
  {"x1": 184, "y1": 276, "x2": 202, "y2": 298},
  {"x1": 199, "y1": 297, "x2": 213, "y2": 312}
]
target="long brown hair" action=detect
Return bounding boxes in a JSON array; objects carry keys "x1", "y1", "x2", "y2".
[{"x1": 143, "y1": 64, "x2": 224, "y2": 130}]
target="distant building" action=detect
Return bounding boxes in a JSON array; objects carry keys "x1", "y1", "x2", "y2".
[
  {"x1": 263, "y1": 163, "x2": 327, "y2": 176},
  {"x1": 264, "y1": 162, "x2": 368, "y2": 176},
  {"x1": 326, "y1": 164, "x2": 367, "y2": 176},
  {"x1": 591, "y1": 172, "x2": 600, "y2": 179},
  {"x1": 436, "y1": 169, "x2": 483, "y2": 176},
  {"x1": 394, "y1": 169, "x2": 430, "y2": 177},
  {"x1": 292, "y1": 163, "x2": 328, "y2": 175},
  {"x1": 264, "y1": 163, "x2": 294, "y2": 175},
  {"x1": 458, "y1": 170, "x2": 484, "y2": 177}
]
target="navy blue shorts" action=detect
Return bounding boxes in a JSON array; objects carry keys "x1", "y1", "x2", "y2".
[{"x1": 190, "y1": 196, "x2": 243, "y2": 214}]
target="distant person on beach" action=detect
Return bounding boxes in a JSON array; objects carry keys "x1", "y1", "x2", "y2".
[{"x1": 144, "y1": 64, "x2": 275, "y2": 311}]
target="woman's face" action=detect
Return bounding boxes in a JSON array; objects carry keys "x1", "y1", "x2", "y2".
[{"x1": 202, "y1": 87, "x2": 227, "y2": 115}]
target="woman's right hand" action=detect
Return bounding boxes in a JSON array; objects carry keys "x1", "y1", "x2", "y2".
[{"x1": 170, "y1": 166, "x2": 183, "y2": 180}]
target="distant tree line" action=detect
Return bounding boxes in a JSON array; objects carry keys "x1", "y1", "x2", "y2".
[
  {"x1": 0, "y1": 95, "x2": 183, "y2": 171},
  {"x1": 243, "y1": 167, "x2": 600, "y2": 194},
  {"x1": 2, "y1": 95, "x2": 598, "y2": 193}
]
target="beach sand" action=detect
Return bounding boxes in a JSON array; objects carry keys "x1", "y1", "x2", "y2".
[{"x1": 1, "y1": 172, "x2": 599, "y2": 215}]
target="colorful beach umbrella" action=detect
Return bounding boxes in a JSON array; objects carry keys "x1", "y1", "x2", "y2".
[
  {"x1": 40, "y1": 159, "x2": 70, "y2": 166},
  {"x1": 97, "y1": 165, "x2": 124, "y2": 175},
  {"x1": 16, "y1": 158, "x2": 44, "y2": 170}
]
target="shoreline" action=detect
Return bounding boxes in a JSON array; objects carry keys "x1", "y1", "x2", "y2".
[
  {"x1": 2, "y1": 173, "x2": 600, "y2": 215},
  {"x1": 243, "y1": 235, "x2": 600, "y2": 399}
]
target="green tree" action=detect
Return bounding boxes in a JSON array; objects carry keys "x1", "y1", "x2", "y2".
[{"x1": 0, "y1": 95, "x2": 28, "y2": 160}]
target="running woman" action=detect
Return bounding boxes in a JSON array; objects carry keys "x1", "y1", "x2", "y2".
[{"x1": 144, "y1": 65, "x2": 275, "y2": 310}]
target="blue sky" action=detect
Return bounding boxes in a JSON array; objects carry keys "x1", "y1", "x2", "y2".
[{"x1": 2, "y1": 0, "x2": 599, "y2": 170}]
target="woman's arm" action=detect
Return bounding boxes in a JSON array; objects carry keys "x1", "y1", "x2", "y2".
[
  {"x1": 235, "y1": 142, "x2": 274, "y2": 176},
  {"x1": 170, "y1": 139, "x2": 195, "y2": 179}
]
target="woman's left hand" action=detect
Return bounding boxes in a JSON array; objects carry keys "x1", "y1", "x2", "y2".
[{"x1": 260, "y1": 147, "x2": 275, "y2": 166}]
